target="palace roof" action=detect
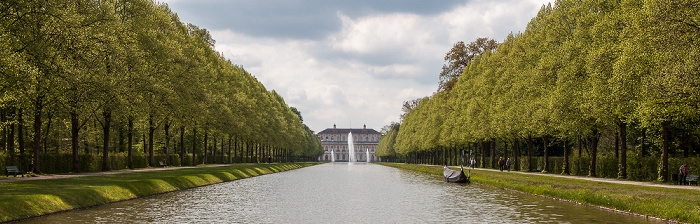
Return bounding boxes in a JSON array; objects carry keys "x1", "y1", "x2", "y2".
[{"x1": 317, "y1": 128, "x2": 380, "y2": 135}]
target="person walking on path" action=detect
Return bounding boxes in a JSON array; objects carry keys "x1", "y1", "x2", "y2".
[
  {"x1": 679, "y1": 164, "x2": 688, "y2": 185},
  {"x1": 505, "y1": 158, "x2": 511, "y2": 172},
  {"x1": 498, "y1": 157, "x2": 504, "y2": 172}
]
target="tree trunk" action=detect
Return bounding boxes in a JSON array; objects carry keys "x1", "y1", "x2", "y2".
[
  {"x1": 17, "y1": 108, "x2": 24, "y2": 156},
  {"x1": 514, "y1": 139, "x2": 520, "y2": 171},
  {"x1": 203, "y1": 131, "x2": 208, "y2": 164},
  {"x1": 563, "y1": 137, "x2": 570, "y2": 175},
  {"x1": 234, "y1": 136, "x2": 238, "y2": 163},
  {"x1": 84, "y1": 125, "x2": 90, "y2": 154},
  {"x1": 490, "y1": 139, "x2": 496, "y2": 169},
  {"x1": 7, "y1": 109, "x2": 15, "y2": 159},
  {"x1": 527, "y1": 135, "x2": 533, "y2": 171},
  {"x1": 102, "y1": 109, "x2": 111, "y2": 171},
  {"x1": 248, "y1": 141, "x2": 253, "y2": 163},
  {"x1": 164, "y1": 121, "x2": 170, "y2": 166},
  {"x1": 577, "y1": 133, "x2": 582, "y2": 157},
  {"x1": 228, "y1": 135, "x2": 232, "y2": 164},
  {"x1": 640, "y1": 128, "x2": 646, "y2": 158},
  {"x1": 42, "y1": 110, "x2": 52, "y2": 153},
  {"x1": 192, "y1": 127, "x2": 197, "y2": 166},
  {"x1": 212, "y1": 135, "x2": 217, "y2": 164},
  {"x1": 588, "y1": 130, "x2": 600, "y2": 177},
  {"x1": 615, "y1": 132, "x2": 619, "y2": 159},
  {"x1": 71, "y1": 112, "x2": 80, "y2": 172},
  {"x1": 220, "y1": 136, "x2": 224, "y2": 163},
  {"x1": 1, "y1": 108, "x2": 5, "y2": 152},
  {"x1": 661, "y1": 122, "x2": 670, "y2": 182},
  {"x1": 244, "y1": 141, "x2": 248, "y2": 163},
  {"x1": 148, "y1": 116, "x2": 154, "y2": 167},
  {"x1": 543, "y1": 136, "x2": 549, "y2": 173},
  {"x1": 118, "y1": 120, "x2": 124, "y2": 153},
  {"x1": 128, "y1": 118, "x2": 133, "y2": 169},
  {"x1": 32, "y1": 96, "x2": 44, "y2": 174},
  {"x1": 480, "y1": 142, "x2": 486, "y2": 168},
  {"x1": 618, "y1": 121, "x2": 627, "y2": 179},
  {"x1": 142, "y1": 133, "x2": 146, "y2": 154},
  {"x1": 180, "y1": 126, "x2": 185, "y2": 166},
  {"x1": 503, "y1": 140, "x2": 508, "y2": 164}
]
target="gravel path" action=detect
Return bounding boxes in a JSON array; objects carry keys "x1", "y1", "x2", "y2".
[
  {"x1": 468, "y1": 166, "x2": 700, "y2": 190},
  {"x1": 4, "y1": 163, "x2": 699, "y2": 190}
]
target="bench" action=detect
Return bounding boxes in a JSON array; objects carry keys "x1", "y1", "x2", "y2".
[
  {"x1": 688, "y1": 175, "x2": 699, "y2": 185},
  {"x1": 158, "y1": 161, "x2": 167, "y2": 167},
  {"x1": 5, "y1": 166, "x2": 25, "y2": 177}
]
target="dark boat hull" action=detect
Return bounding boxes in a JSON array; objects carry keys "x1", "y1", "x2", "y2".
[{"x1": 443, "y1": 166, "x2": 469, "y2": 183}]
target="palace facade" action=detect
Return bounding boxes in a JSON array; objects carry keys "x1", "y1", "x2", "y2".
[{"x1": 317, "y1": 124, "x2": 381, "y2": 162}]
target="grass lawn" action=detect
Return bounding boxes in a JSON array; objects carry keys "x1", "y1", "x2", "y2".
[
  {"x1": 0, "y1": 163, "x2": 320, "y2": 222},
  {"x1": 378, "y1": 163, "x2": 700, "y2": 223}
]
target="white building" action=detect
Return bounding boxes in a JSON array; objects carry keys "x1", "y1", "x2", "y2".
[{"x1": 317, "y1": 124, "x2": 381, "y2": 162}]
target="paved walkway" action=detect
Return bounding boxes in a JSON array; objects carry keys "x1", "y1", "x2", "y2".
[
  {"x1": 452, "y1": 165, "x2": 700, "y2": 190},
  {"x1": 4, "y1": 163, "x2": 698, "y2": 190},
  {"x1": 0, "y1": 164, "x2": 235, "y2": 183}
]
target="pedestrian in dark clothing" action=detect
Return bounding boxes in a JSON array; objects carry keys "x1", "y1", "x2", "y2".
[
  {"x1": 498, "y1": 157, "x2": 504, "y2": 172},
  {"x1": 505, "y1": 158, "x2": 511, "y2": 172},
  {"x1": 679, "y1": 165, "x2": 689, "y2": 185}
]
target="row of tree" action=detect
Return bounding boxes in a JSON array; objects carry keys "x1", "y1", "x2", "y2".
[
  {"x1": 1, "y1": 0, "x2": 322, "y2": 174},
  {"x1": 378, "y1": 0, "x2": 700, "y2": 181}
]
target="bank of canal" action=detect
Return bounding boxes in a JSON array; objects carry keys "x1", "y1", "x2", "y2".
[
  {"x1": 0, "y1": 163, "x2": 319, "y2": 223},
  {"x1": 24, "y1": 163, "x2": 657, "y2": 223},
  {"x1": 379, "y1": 163, "x2": 700, "y2": 223}
]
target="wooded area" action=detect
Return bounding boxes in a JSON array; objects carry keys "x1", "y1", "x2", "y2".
[
  {"x1": 0, "y1": 0, "x2": 323, "y2": 174},
  {"x1": 377, "y1": 0, "x2": 700, "y2": 182}
]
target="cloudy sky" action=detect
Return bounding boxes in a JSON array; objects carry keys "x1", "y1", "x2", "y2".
[{"x1": 161, "y1": 0, "x2": 552, "y2": 133}]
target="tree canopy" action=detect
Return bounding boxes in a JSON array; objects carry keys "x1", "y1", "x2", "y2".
[
  {"x1": 379, "y1": 0, "x2": 700, "y2": 181},
  {"x1": 1, "y1": 0, "x2": 321, "y2": 173}
]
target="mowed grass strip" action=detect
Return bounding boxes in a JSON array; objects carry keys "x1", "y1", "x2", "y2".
[
  {"x1": 377, "y1": 163, "x2": 700, "y2": 223},
  {"x1": 0, "y1": 163, "x2": 321, "y2": 222}
]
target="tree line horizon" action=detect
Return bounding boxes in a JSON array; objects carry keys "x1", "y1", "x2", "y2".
[{"x1": 377, "y1": 0, "x2": 699, "y2": 182}]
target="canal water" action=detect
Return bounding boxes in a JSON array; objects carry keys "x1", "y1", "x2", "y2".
[{"x1": 25, "y1": 163, "x2": 655, "y2": 223}]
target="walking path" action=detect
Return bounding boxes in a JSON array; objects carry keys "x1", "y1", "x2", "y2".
[
  {"x1": 0, "y1": 164, "x2": 235, "y2": 183},
  {"x1": 458, "y1": 166, "x2": 700, "y2": 190},
  {"x1": 4, "y1": 163, "x2": 699, "y2": 191}
]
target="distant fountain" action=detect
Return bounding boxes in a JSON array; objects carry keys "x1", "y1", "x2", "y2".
[
  {"x1": 331, "y1": 150, "x2": 335, "y2": 162},
  {"x1": 348, "y1": 132, "x2": 356, "y2": 162},
  {"x1": 366, "y1": 148, "x2": 370, "y2": 162}
]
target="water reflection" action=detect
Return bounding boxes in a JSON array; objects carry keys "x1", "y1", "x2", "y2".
[{"x1": 24, "y1": 163, "x2": 657, "y2": 223}]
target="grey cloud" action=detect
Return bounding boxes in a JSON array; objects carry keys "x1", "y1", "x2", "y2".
[{"x1": 166, "y1": 0, "x2": 466, "y2": 39}]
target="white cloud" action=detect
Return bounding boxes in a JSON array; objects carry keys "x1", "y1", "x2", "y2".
[
  {"x1": 201, "y1": 0, "x2": 552, "y2": 132},
  {"x1": 330, "y1": 12, "x2": 437, "y2": 55}
]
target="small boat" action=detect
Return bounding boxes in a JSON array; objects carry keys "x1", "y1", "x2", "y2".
[
  {"x1": 443, "y1": 165, "x2": 469, "y2": 183},
  {"x1": 443, "y1": 150, "x2": 471, "y2": 183}
]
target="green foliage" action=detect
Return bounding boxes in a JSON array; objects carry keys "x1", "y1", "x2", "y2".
[
  {"x1": 0, "y1": 0, "x2": 312, "y2": 173},
  {"x1": 390, "y1": 0, "x2": 700, "y2": 182},
  {"x1": 376, "y1": 123, "x2": 400, "y2": 158}
]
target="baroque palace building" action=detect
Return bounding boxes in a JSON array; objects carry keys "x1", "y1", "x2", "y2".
[{"x1": 317, "y1": 124, "x2": 381, "y2": 162}]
